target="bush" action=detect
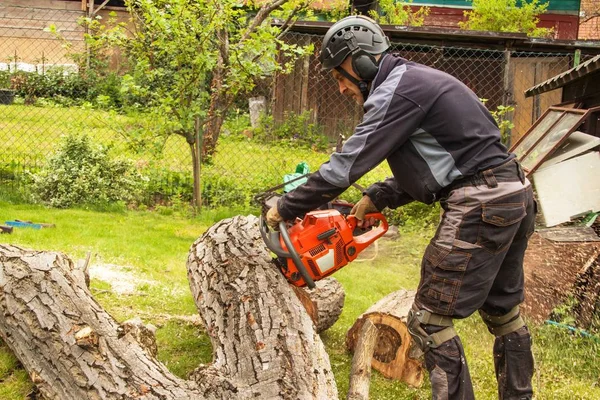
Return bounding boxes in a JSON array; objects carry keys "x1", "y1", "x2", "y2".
[{"x1": 30, "y1": 134, "x2": 146, "y2": 208}]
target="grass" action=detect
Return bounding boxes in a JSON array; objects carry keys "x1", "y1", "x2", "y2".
[{"x1": 0, "y1": 201, "x2": 599, "y2": 399}]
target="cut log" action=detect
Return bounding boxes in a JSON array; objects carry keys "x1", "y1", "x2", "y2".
[
  {"x1": 347, "y1": 319, "x2": 378, "y2": 400},
  {"x1": 346, "y1": 289, "x2": 424, "y2": 388},
  {"x1": 0, "y1": 215, "x2": 338, "y2": 399},
  {"x1": 292, "y1": 277, "x2": 345, "y2": 333}
]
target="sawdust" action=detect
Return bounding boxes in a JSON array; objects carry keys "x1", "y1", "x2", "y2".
[{"x1": 89, "y1": 263, "x2": 157, "y2": 295}]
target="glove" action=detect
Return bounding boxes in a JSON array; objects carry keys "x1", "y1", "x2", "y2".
[
  {"x1": 350, "y1": 195, "x2": 378, "y2": 222},
  {"x1": 266, "y1": 206, "x2": 283, "y2": 229}
]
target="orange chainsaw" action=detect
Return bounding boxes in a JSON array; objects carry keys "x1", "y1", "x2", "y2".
[{"x1": 259, "y1": 208, "x2": 388, "y2": 289}]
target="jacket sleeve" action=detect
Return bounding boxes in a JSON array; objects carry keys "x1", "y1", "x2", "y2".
[
  {"x1": 278, "y1": 66, "x2": 425, "y2": 220},
  {"x1": 277, "y1": 171, "x2": 347, "y2": 221},
  {"x1": 365, "y1": 177, "x2": 414, "y2": 210}
]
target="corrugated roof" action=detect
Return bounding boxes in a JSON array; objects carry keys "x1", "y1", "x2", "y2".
[{"x1": 524, "y1": 54, "x2": 600, "y2": 98}]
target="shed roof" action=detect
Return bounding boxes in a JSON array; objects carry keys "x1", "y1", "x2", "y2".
[{"x1": 525, "y1": 54, "x2": 600, "y2": 97}]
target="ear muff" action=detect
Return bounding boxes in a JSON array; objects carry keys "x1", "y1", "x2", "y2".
[
  {"x1": 351, "y1": 51, "x2": 379, "y2": 81},
  {"x1": 342, "y1": 31, "x2": 379, "y2": 82}
]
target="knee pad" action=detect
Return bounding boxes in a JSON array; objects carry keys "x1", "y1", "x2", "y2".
[
  {"x1": 479, "y1": 306, "x2": 525, "y2": 336},
  {"x1": 407, "y1": 304, "x2": 457, "y2": 352}
]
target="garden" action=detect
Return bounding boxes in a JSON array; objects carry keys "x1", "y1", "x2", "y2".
[{"x1": 1, "y1": 0, "x2": 599, "y2": 398}]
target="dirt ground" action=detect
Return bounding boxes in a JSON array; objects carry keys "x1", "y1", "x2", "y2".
[{"x1": 522, "y1": 227, "x2": 600, "y2": 324}]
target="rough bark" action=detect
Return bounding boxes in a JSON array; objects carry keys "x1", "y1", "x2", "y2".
[
  {"x1": 347, "y1": 319, "x2": 378, "y2": 400},
  {"x1": 292, "y1": 277, "x2": 345, "y2": 333},
  {"x1": 346, "y1": 289, "x2": 424, "y2": 388},
  {"x1": 0, "y1": 215, "x2": 338, "y2": 399}
]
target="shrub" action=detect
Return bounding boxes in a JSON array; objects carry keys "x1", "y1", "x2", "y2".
[{"x1": 30, "y1": 134, "x2": 146, "y2": 208}]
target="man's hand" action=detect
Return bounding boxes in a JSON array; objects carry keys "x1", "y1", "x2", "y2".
[
  {"x1": 350, "y1": 195, "x2": 378, "y2": 228},
  {"x1": 266, "y1": 206, "x2": 283, "y2": 229}
]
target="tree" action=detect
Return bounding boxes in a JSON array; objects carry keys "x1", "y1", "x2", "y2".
[
  {"x1": 459, "y1": 0, "x2": 553, "y2": 38},
  {"x1": 368, "y1": 0, "x2": 429, "y2": 26},
  {"x1": 113, "y1": 0, "x2": 311, "y2": 207}
]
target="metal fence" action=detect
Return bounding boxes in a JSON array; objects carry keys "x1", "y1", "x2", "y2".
[{"x1": 0, "y1": 4, "x2": 597, "y2": 208}]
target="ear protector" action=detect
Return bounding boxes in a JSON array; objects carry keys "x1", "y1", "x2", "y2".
[{"x1": 343, "y1": 31, "x2": 380, "y2": 82}]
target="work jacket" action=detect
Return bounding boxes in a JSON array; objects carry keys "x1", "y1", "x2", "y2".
[{"x1": 277, "y1": 53, "x2": 512, "y2": 220}]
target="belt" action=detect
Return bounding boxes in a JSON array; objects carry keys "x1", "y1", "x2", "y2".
[{"x1": 440, "y1": 159, "x2": 525, "y2": 198}]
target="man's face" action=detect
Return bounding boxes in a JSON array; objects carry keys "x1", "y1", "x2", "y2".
[{"x1": 331, "y1": 56, "x2": 364, "y2": 105}]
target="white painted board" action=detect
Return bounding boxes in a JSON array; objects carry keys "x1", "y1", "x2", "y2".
[
  {"x1": 533, "y1": 151, "x2": 600, "y2": 227},
  {"x1": 540, "y1": 131, "x2": 600, "y2": 168}
]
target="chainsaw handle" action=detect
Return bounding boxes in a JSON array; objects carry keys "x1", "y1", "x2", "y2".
[
  {"x1": 258, "y1": 216, "x2": 316, "y2": 289},
  {"x1": 346, "y1": 213, "x2": 389, "y2": 254}
]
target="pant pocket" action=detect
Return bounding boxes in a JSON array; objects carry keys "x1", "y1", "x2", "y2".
[
  {"x1": 479, "y1": 202, "x2": 526, "y2": 253},
  {"x1": 417, "y1": 244, "x2": 471, "y2": 315}
]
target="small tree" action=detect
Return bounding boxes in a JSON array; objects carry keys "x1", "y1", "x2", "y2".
[
  {"x1": 459, "y1": 0, "x2": 553, "y2": 38},
  {"x1": 108, "y1": 0, "x2": 312, "y2": 208}
]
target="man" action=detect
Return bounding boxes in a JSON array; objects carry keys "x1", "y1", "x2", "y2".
[{"x1": 266, "y1": 15, "x2": 535, "y2": 400}]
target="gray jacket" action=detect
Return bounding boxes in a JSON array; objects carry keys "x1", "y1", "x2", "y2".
[{"x1": 278, "y1": 53, "x2": 511, "y2": 220}]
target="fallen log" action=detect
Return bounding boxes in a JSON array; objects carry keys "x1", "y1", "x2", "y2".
[
  {"x1": 0, "y1": 215, "x2": 338, "y2": 399},
  {"x1": 346, "y1": 289, "x2": 424, "y2": 388}
]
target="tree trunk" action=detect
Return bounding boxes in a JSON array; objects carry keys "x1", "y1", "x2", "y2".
[
  {"x1": 292, "y1": 277, "x2": 345, "y2": 333},
  {"x1": 346, "y1": 289, "x2": 424, "y2": 388},
  {"x1": 0, "y1": 215, "x2": 338, "y2": 399},
  {"x1": 347, "y1": 319, "x2": 378, "y2": 400},
  {"x1": 203, "y1": 62, "x2": 227, "y2": 158}
]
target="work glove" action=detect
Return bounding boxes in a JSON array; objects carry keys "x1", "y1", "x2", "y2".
[
  {"x1": 350, "y1": 195, "x2": 378, "y2": 227},
  {"x1": 266, "y1": 206, "x2": 283, "y2": 229}
]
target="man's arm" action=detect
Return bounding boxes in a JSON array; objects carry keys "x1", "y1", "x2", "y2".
[{"x1": 364, "y1": 177, "x2": 414, "y2": 210}]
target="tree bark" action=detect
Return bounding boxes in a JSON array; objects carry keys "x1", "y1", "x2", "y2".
[
  {"x1": 347, "y1": 319, "x2": 378, "y2": 400},
  {"x1": 292, "y1": 277, "x2": 345, "y2": 333},
  {"x1": 346, "y1": 289, "x2": 424, "y2": 388},
  {"x1": 0, "y1": 215, "x2": 338, "y2": 399}
]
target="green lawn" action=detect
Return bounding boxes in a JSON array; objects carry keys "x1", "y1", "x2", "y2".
[{"x1": 0, "y1": 201, "x2": 598, "y2": 399}]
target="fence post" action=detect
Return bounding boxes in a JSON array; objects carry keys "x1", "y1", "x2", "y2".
[{"x1": 503, "y1": 46, "x2": 514, "y2": 148}]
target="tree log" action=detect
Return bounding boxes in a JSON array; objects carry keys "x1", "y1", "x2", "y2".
[
  {"x1": 347, "y1": 319, "x2": 378, "y2": 400},
  {"x1": 292, "y1": 277, "x2": 345, "y2": 333},
  {"x1": 346, "y1": 289, "x2": 424, "y2": 388},
  {"x1": 0, "y1": 215, "x2": 338, "y2": 399}
]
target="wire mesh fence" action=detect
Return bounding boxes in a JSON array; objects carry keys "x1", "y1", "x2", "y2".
[{"x1": 0, "y1": 3, "x2": 597, "y2": 208}]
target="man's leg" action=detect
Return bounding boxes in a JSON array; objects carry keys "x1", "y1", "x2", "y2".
[
  {"x1": 407, "y1": 306, "x2": 474, "y2": 400},
  {"x1": 480, "y1": 188, "x2": 536, "y2": 400}
]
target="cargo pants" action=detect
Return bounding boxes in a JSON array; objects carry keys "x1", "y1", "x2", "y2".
[{"x1": 414, "y1": 159, "x2": 536, "y2": 400}]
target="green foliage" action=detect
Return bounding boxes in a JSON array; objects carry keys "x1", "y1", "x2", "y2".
[
  {"x1": 252, "y1": 111, "x2": 329, "y2": 151},
  {"x1": 369, "y1": 0, "x2": 430, "y2": 26},
  {"x1": 7, "y1": 68, "x2": 123, "y2": 107},
  {"x1": 384, "y1": 201, "x2": 441, "y2": 230},
  {"x1": 459, "y1": 0, "x2": 554, "y2": 38},
  {"x1": 30, "y1": 134, "x2": 146, "y2": 208},
  {"x1": 481, "y1": 99, "x2": 515, "y2": 145}
]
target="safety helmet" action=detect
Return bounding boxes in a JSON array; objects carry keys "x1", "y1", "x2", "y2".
[{"x1": 319, "y1": 15, "x2": 390, "y2": 73}]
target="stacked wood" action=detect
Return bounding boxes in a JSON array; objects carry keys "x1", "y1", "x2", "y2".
[
  {"x1": 0, "y1": 215, "x2": 339, "y2": 399},
  {"x1": 346, "y1": 289, "x2": 424, "y2": 388}
]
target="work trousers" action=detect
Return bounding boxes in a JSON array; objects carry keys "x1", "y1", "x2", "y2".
[{"x1": 414, "y1": 159, "x2": 536, "y2": 400}]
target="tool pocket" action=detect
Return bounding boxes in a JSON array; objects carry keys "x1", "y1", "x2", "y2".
[
  {"x1": 479, "y1": 202, "x2": 526, "y2": 254},
  {"x1": 418, "y1": 244, "x2": 471, "y2": 315}
]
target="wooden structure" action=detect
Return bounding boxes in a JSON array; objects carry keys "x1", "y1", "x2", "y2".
[{"x1": 274, "y1": 21, "x2": 600, "y2": 143}]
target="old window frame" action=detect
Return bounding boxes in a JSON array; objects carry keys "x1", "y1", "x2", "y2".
[{"x1": 510, "y1": 106, "x2": 600, "y2": 175}]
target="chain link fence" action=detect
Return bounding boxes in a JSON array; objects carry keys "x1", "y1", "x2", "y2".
[{"x1": 0, "y1": 4, "x2": 597, "y2": 208}]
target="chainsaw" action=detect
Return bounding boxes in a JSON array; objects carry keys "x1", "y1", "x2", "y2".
[{"x1": 259, "y1": 207, "x2": 388, "y2": 289}]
